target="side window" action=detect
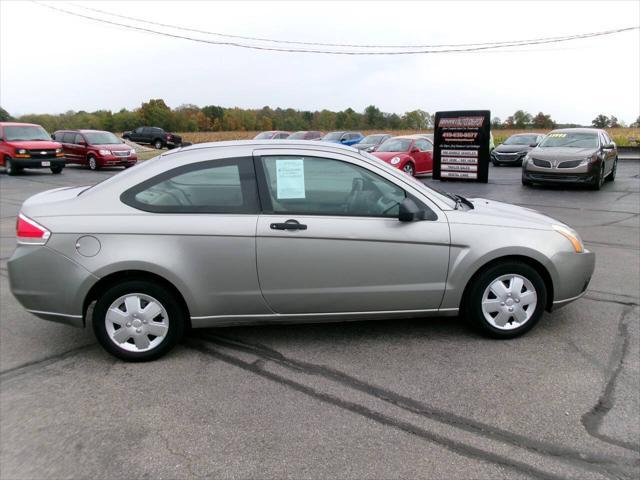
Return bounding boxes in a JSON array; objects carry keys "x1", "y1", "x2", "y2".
[
  {"x1": 415, "y1": 139, "x2": 432, "y2": 152},
  {"x1": 259, "y1": 155, "x2": 410, "y2": 218},
  {"x1": 121, "y1": 158, "x2": 259, "y2": 214},
  {"x1": 74, "y1": 134, "x2": 85, "y2": 145},
  {"x1": 52, "y1": 132, "x2": 63, "y2": 141},
  {"x1": 62, "y1": 132, "x2": 75, "y2": 144},
  {"x1": 135, "y1": 127, "x2": 144, "y2": 134}
]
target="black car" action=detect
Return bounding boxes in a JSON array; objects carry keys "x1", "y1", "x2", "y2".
[
  {"x1": 491, "y1": 133, "x2": 545, "y2": 166},
  {"x1": 123, "y1": 127, "x2": 183, "y2": 150},
  {"x1": 353, "y1": 133, "x2": 393, "y2": 152}
]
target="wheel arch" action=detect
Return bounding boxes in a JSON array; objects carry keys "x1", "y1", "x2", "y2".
[
  {"x1": 83, "y1": 270, "x2": 192, "y2": 328},
  {"x1": 460, "y1": 255, "x2": 554, "y2": 312}
]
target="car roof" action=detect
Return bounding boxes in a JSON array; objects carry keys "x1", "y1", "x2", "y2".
[
  {"x1": 0, "y1": 122, "x2": 42, "y2": 127},
  {"x1": 509, "y1": 132, "x2": 545, "y2": 136},
  {"x1": 393, "y1": 134, "x2": 425, "y2": 140},
  {"x1": 164, "y1": 139, "x2": 360, "y2": 156}
]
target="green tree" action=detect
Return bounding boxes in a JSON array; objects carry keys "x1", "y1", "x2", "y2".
[
  {"x1": 512, "y1": 110, "x2": 532, "y2": 129},
  {"x1": 403, "y1": 110, "x2": 429, "y2": 130},
  {"x1": 364, "y1": 105, "x2": 384, "y2": 129},
  {"x1": 491, "y1": 117, "x2": 502, "y2": 129},
  {"x1": 138, "y1": 99, "x2": 174, "y2": 130},
  {"x1": 0, "y1": 106, "x2": 12, "y2": 121},
  {"x1": 592, "y1": 114, "x2": 610, "y2": 128},
  {"x1": 631, "y1": 115, "x2": 640, "y2": 128},
  {"x1": 609, "y1": 115, "x2": 621, "y2": 128},
  {"x1": 112, "y1": 109, "x2": 142, "y2": 132},
  {"x1": 532, "y1": 112, "x2": 555, "y2": 129}
]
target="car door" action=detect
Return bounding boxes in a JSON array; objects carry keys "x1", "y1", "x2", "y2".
[
  {"x1": 61, "y1": 132, "x2": 79, "y2": 163},
  {"x1": 413, "y1": 139, "x2": 434, "y2": 173},
  {"x1": 253, "y1": 148, "x2": 450, "y2": 315},
  {"x1": 130, "y1": 127, "x2": 145, "y2": 143},
  {"x1": 74, "y1": 133, "x2": 88, "y2": 165}
]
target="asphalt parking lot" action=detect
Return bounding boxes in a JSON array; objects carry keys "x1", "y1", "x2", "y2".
[{"x1": 0, "y1": 162, "x2": 638, "y2": 479}]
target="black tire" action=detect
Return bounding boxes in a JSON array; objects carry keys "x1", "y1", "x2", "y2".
[
  {"x1": 589, "y1": 164, "x2": 604, "y2": 190},
  {"x1": 87, "y1": 155, "x2": 99, "y2": 171},
  {"x1": 153, "y1": 139, "x2": 164, "y2": 150},
  {"x1": 5, "y1": 157, "x2": 19, "y2": 176},
  {"x1": 492, "y1": 159, "x2": 500, "y2": 166},
  {"x1": 521, "y1": 175, "x2": 532, "y2": 186},
  {"x1": 403, "y1": 162, "x2": 415, "y2": 176},
  {"x1": 50, "y1": 166, "x2": 63, "y2": 174},
  {"x1": 462, "y1": 261, "x2": 547, "y2": 339},
  {"x1": 92, "y1": 280, "x2": 185, "y2": 361},
  {"x1": 606, "y1": 158, "x2": 617, "y2": 182}
]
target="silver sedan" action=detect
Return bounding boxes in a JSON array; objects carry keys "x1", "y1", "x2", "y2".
[{"x1": 8, "y1": 141, "x2": 595, "y2": 361}]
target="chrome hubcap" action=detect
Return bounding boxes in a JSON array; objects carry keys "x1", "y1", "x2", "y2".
[
  {"x1": 89, "y1": 157, "x2": 96, "y2": 170},
  {"x1": 105, "y1": 293, "x2": 169, "y2": 352},
  {"x1": 481, "y1": 274, "x2": 537, "y2": 330},
  {"x1": 403, "y1": 164, "x2": 413, "y2": 174}
]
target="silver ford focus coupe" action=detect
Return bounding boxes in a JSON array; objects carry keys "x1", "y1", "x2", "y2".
[{"x1": 8, "y1": 141, "x2": 595, "y2": 361}]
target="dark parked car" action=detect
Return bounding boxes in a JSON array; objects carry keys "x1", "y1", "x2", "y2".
[
  {"x1": 0, "y1": 122, "x2": 65, "y2": 175},
  {"x1": 492, "y1": 133, "x2": 545, "y2": 166},
  {"x1": 287, "y1": 131, "x2": 323, "y2": 140},
  {"x1": 522, "y1": 128, "x2": 617, "y2": 190},
  {"x1": 53, "y1": 130, "x2": 137, "y2": 170},
  {"x1": 123, "y1": 127, "x2": 182, "y2": 149},
  {"x1": 353, "y1": 133, "x2": 392, "y2": 152},
  {"x1": 320, "y1": 131, "x2": 364, "y2": 146},
  {"x1": 253, "y1": 131, "x2": 291, "y2": 140}
]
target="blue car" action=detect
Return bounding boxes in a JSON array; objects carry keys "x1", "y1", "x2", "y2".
[{"x1": 320, "y1": 131, "x2": 364, "y2": 146}]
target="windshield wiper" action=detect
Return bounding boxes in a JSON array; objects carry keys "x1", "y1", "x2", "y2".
[{"x1": 454, "y1": 194, "x2": 474, "y2": 209}]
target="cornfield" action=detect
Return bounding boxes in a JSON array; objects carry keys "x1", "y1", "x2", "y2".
[{"x1": 178, "y1": 128, "x2": 640, "y2": 147}]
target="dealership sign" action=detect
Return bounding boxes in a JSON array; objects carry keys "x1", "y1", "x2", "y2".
[{"x1": 432, "y1": 110, "x2": 490, "y2": 183}]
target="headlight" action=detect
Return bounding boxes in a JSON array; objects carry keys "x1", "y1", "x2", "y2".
[
  {"x1": 17, "y1": 149, "x2": 27, "y2": 154},
  {"x1": 55, "y1": 148, "x2": 63, "y2": 154},
  {"x1": 98, "y1": 149, "x2": 111, "y2": 156},
  {"x1": 390, "y1": 156, "x2": 401, "y2": 165},
  {"x1": 552, "y1": 224, "x2": 584, "y2": 253},
  {"x1": 130, "y1": 149, "x2": 136, "y2": 156}
]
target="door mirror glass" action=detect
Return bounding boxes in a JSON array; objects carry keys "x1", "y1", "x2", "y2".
[{"x1": 529, "y1": 143, "x2": 538, "y2": 148}]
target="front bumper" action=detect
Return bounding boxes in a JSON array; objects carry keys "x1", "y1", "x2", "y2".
[
  {"x1": 13, "y1": 158, "x2": 66, "y2": 169},
  {"x1": 492, "y1": 152, "x2": 526, "y2": 164},
  {"x1": 8, "y1": 244, "x2": 97, "y2": 327},
  {"x1": 97, "y1": 155, "x2": 137, "y2": 167},
  {"x1": 522, "y1": 168, "x2": 597, "y2": 184},
  {"x1": 550, "y1": 250, "x2": 595, "y2": 310}
]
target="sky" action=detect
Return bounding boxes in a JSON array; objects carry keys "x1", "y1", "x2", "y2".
[{"x1": 1, "y1": 0, "x2": 639, "y2": 125}]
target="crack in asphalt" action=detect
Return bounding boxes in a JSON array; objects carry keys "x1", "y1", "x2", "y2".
[
  {"x1": 187, "y1": 339, "x2": 572, "y2": 480},
  {"x1": 581, "y1": 305, "x2": 640, "y2": 453},
  {"x1": 191, "y1": 334, "x2": 639, "y2": 479},
  {"x1": 0, "y1": 344, "x2": 95, "y2": 382}
]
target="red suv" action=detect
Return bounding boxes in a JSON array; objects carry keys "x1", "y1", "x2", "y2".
[
  {"x1": 53, "y1": 130, "x2": 137, "y2": 170},
  {"x1": 0, "y1": 122, "x2": 65, "y2": 175}
]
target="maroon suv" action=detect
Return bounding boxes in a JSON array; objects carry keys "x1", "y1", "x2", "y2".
[{"x1": 53, "y1": 130, "x2": 138, "y2": 170}]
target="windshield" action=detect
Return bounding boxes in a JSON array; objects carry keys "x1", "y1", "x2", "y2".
[
  {"x1": 83, "y1": 131, "x2": 123, "y2": 145},
  {"x1": 377, "y1": 138, "x2": 412, "y2": 152},
  {"x1": 360, "y1": 134, "x2": 386, "y2": 145},
  {"x1": 539, "y1": 132, "x2": 598, "y2": 149},
  {"x1": 4, "y1": 125, "x2": 51, "y2": 141},
  {"x1": 254, "y1": 132, "x2": 274, "y2": 139},
  {"x1": 322, "y1": 132, "x2": 344, "y2": 141},
  {"x1": 503, "y1": 135, "x2": 538, "y2": 146},
  {"x1": 287, "y1": 132, "x2": 307, "y2": 139}
]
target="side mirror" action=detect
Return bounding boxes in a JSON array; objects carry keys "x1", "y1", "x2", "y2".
[
  {"x1": 340, "y1": 138, "x2": 348, "y2": 143},
  {"x1": 529, "y1": 143, "x2": 538, "y2": 148},
  {"x1": 399, "y1": 198, "x2": 429, "y2": 222},
  {"x1": 78, "y1": 140, "x2": 87, "y2": 146},
  {"x1": 603, "y1": 143, "x2": 615, "y2": 150},
  {"x1": 411, "y1": 147, "x2": 420, "y2": 153}
]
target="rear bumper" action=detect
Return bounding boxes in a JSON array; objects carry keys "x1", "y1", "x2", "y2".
[
  {"x1": 7, "y1": 244, "x2": 98, "y2": 327},
  {"x1": 13, "y1": 158, "x2": 66, "y2": 169}
]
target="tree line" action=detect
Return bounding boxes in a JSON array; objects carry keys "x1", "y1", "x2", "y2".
[{"x1": 1, "y1": 101, "x2": 637, "y2": 133}]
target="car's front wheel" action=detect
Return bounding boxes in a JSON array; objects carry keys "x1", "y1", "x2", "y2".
[
  {"x1": 154, "y1": 139, "x2": 164, "y2": 150},
  {"x1": 463, "y1": 261, "x2": 547, "y2": 338},
  {"x1": 590, "y1": 164, "x2": 605, "y2": 190},
  {"x1": 5, "y1": 157, "x2": 19, "y2": 176},
  {"x1": 606, "y1": 158, "x2": 617, "y2": 182},
  {"x1": 402, "y1": 162, "x2": 415, "y2": 176},
  {"x1": 50, "y1": 166, "x2": 63, "y2": 174},
  {"x1": 88, "y1": 155, "x2": 99, "y2": 171},
  {"x1": 92, "y1": 280, "x2": 185, "y2": 361}
]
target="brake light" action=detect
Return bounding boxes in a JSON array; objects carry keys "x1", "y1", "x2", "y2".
[
  {"x1": 16, "y1": 213, "x2": 51, "y2": 245},
  {"x1": 165, "y1": 134, "x2": 171, "y2": 140}
]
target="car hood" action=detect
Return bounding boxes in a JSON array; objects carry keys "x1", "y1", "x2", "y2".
[
  {"x1": 530, "y1": 147, "x2": 596, "y2": 161},
  {"x1": 94, "y1": 143, "x2": 132, "y2": 151},
  {"x1": 372, "y1": 152, "x2": 409, "y2": 161},
  {"x1": 450, "y1": 198, "x2": 563, "y2": 230},
  {"x1": 7, "y1": 140, "x2": 61, "y2": 149},
  {"x1": 494, "y1": 144, "x2": 531, "y2": 153},
  {"x1": 353, "y1": 143, "x2": 374, "y2": 150}
]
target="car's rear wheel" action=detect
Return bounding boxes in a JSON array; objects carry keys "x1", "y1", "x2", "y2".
[
  {"x1": 403, "y1": 163, "x2": 415, "y2": 176},
  {"x1": 154, "y1": 139, "x2": 164, "y2": 150},
  {"x1": 463, "y1": 261, "x2": 546, "y2": 339},
  {"x1": 88, "y1": 155, "x2": 99, "y2": 171},
  {"x1": 606, "y1": 158, "x2": 617, "y2": 182},
  {"x1": 92, "y1": 280, "x2": 185, "y2": 361}
]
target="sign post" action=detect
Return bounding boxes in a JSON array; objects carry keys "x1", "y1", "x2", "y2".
[{"x1": 432, "y1": 110, "x2": 490, "y2": 183}]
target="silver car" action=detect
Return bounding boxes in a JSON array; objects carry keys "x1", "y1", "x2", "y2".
[{"x1": 8, "y1": 141, "x2": 595, "y2": 361}]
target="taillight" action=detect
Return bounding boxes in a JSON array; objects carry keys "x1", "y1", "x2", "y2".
[
  {"x1": 16, "y1": 213, "x2": 51, "y2": 245},
  {"x1": 165, "y1": 134, "x2": 171, "y2": 140}
]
